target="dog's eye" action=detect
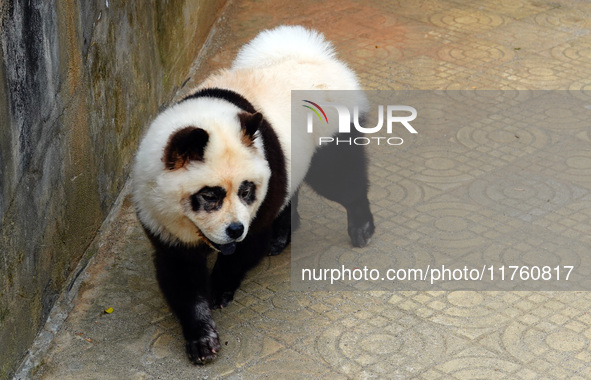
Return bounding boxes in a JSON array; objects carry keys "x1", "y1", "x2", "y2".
[
  {"x1": 239, "y1": 181, "x2": 256, "y2": 204},
  {"x1": 201, "y1": 192, "x2": 218, "y2": 202},
  {"x1": 196, "y1": 186, "x2": 226, "y2": 210}
]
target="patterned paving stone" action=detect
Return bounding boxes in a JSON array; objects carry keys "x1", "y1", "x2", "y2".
[
  {"x1": 476, "y1": 20, "x2": 575, "y2": 53},
  {"x1": 437, "y1": 37, "x2": 517, "y2": 71},
  {"x1": 423, "y1": 6, "x2": 512, "y2": 33},
  {"x1": 454, "y1": 0, "x2": 561, "y2": 20}
]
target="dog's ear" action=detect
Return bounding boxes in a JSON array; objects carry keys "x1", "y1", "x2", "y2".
[
  {"x1": 163, "y1": 127, "x2": 209, "y2": 170},
  {"x1": 239, "y1": 112, "x2": 263, "y2": 143}
]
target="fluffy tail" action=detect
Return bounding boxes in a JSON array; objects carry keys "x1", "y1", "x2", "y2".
[{"x1": 232, "y1": 25, "x2": 336, "y2": 69}]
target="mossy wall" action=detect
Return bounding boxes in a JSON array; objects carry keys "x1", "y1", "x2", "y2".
[{"x1": 0, "y1": 1, "x2": 226, "y2": 378}]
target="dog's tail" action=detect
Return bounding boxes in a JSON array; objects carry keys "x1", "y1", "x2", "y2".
[{"x1": 232, "y1": 25, "x2": 336, "y2": 69}]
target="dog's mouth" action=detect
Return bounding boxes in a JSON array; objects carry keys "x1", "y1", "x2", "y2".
[
  {"x1": 211, "y1": 242, "x2": 237, "y2": 256},
  {"x1": 190, "y1": 223, "x2": 237, "y2": 255}
]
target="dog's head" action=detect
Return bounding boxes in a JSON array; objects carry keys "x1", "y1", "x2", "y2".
[{"x1": 133, "y1": 98, "x2": 271, "y2": 254}]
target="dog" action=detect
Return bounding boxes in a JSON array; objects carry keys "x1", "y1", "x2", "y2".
[{"x1": 132, "y1": 25, "x2": 374, "y2": 363}]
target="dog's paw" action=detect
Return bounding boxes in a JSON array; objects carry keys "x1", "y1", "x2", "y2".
[
  {"x1": 186, "y1": 327, "x2": 221, "y2": 365},
  {"x1": 269, "y1": 232, "x2": 290, "y2": 256},
  {"x1": 212, "y1": 290, "x2": 235, "y2": 309},
  {"x1": 348, "y1": 220, "x2": 375, "y2": 248}
]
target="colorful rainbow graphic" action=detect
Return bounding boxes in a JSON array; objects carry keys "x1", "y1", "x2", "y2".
[{"x1": 302, "y1": 100, "x2": 328, "y2": 124}]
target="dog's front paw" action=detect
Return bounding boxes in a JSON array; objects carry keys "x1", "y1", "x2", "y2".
[
  {"x1": 212, "y1": 290, "x2": 235, "y2": 309},
  {"x1": 186, "y1": 326, "x2": 221, "y2": 365},
  {"x1": 269, "y1": 231, "x2": 290, "y2": 256}
]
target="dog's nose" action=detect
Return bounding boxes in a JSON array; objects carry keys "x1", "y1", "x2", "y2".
[{"x1": 226, "y1": 222, "x2": 244, "y2": 240}]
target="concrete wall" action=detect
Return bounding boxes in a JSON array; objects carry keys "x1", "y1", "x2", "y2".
[{"x1": 0, "y1": 1, "x2": 225, "y2": 378}]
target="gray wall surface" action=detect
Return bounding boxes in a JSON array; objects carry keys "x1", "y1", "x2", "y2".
[{"x1": 0, "y1": 1, "x2": 225, "y2": 377}]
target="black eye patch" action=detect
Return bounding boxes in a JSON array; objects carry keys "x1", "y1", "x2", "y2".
[
  {"x1": 191, "y1": 186, "x2": 226, "y2": 212},
  {"x1": 238, "y1": 181, "x2": 256, "y2": 205}
]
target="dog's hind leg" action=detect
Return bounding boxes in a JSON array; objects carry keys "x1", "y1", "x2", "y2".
[{"x1": 304, "y1": 128, "x2": 375, "y2": 247}]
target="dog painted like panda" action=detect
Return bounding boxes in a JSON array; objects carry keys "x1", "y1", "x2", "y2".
[{"x1": 132, "y1": 25, "x2": 375, "y2": 364}]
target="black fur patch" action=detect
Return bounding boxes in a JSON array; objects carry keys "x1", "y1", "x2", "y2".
[
  {"x1": 238, "y1": 181, "x2": 256, "y2": 205},
  {"x1": 181, "y1": 88, "x2": 257, "y2": 113},
  {"x1": 238, "y1": 112, "x2": 263, "y2": 145},
  {"x1": 192, "y1": 186, "x2": 226, "y2": 212},
  {"x1": 250, "y1": 118, "x2": 287, "y2": 232},
  {"x1": 164, "y1": 127, "x2": 209, "y2": 170},
  {"x1": 190, "y1": 194, "x2": 201, "y2": 212}
]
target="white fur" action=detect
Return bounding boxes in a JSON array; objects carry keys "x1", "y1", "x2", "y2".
[
  {"x1": 133, "y1": 25, "x2": 364, "y2": 246},
  {"x1": 232, "y1": 25, "x2": 336, "y2": 69}
]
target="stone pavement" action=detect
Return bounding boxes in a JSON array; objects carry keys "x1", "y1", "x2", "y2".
[{"x1": 24, "y1": 0, "x2": 591, "y2": 379}]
